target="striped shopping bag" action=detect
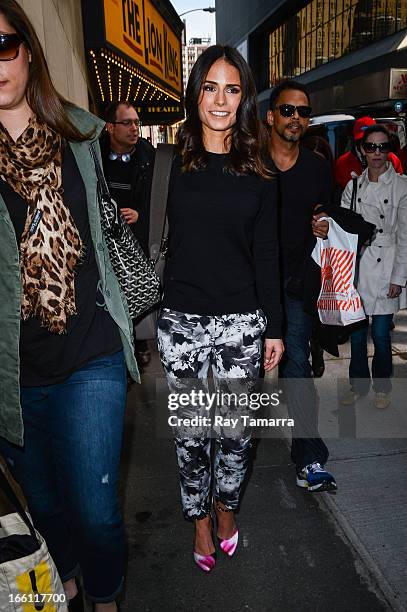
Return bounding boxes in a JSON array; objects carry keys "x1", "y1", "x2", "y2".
[{"x1": 312, "y1": 218, "x2": 366, "y2": 326}]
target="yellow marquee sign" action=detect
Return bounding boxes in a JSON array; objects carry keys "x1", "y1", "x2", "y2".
[{"x1": 103, "y1": 0, "x2": 182, "y2": 95}]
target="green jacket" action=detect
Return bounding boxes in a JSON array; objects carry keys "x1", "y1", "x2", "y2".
[{"x1": 0, "y1": 106, "x2": 140, "y2": 446}]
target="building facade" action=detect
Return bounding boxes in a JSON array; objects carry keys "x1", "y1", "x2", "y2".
[
  {"x1": 182, "y1": 37, "x2": 211, "y2": 92},
  {"x1": 17, "y1": 0, "x2": 184, "y2": 128},
  {"x1": 216, "y1": 0, "x2": 407, "y2": 118},
  {"x1": 17, "y1": 0, "x2": 89, "y2": 109}
]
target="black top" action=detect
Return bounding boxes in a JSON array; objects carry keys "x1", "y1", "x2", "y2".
[
  {"x1": 276, "y1": 146, "x2": 333, "y2": 283},
  {"x1": 0, "y1": 144, "x2": 122, "y2": 387},
  {"x1": 104, "y1": 151, "x2": 137, "y2": 209},
  {"x1": 162, "y1": 153, "x2": 281, "y2": 338}
]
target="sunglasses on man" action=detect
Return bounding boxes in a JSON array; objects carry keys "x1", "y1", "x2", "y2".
[
  {"x1": 276, "y1": 104, "x2": 312, "y2": 118},
  {"x1": 363, "y1": 142, "x2": 391, "y2": 153},
  {"x1": 0, "y1": 33, "x2": 23, "y2": 61}
]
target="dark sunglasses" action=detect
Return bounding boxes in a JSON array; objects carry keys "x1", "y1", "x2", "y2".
[
  {"x1": 363, "y1": 142, "x2": 391, "y2": 153},
  {"x1": 0, "y1": 33, "x2": 23, "y2": 61},
  {"x1": 277, "y1": 104, "x2": 312, "y2": 118}
]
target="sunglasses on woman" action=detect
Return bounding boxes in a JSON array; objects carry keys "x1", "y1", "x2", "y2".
[
  {"x1": 277, "y1": 104, "x2": 312, "y2": 118},
  {"x1": 363, "y1": 142, "x2": 391, "y2": 153},
  {"x1": 0, "y1": 33, "x2": 23, "y2": 61}
]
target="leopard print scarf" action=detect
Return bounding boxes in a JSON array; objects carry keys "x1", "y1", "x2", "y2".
[{"x1": 0, "y1": 117, "x2": 83, "y2": 333}]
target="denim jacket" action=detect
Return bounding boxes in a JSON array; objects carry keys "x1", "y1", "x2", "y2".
[{"x1": 0, "y1": 106, "x2": 140, "y2": 446}]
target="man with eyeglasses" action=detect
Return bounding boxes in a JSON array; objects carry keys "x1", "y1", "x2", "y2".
[
  {"x1": 101, "y1": 101, "x2": 155, "y2": 370},
  {"x1": 266, "y1": 80, "x2": 337, "y2": 493},
  {"x1": 335, "y1": 116, "x2": 403, "y2": 190}
]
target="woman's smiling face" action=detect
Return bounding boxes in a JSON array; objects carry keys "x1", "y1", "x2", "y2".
[{"x1": 198, "y1": 58, "x2": 242, "y2": 141}]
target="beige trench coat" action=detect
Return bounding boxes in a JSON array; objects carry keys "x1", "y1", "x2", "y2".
[{"x1": 341, "y1": 164, "x2": 407, "y2": 315}]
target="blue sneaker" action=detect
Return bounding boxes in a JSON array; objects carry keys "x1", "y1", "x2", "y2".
[{"x1": 296, "y1": 462, "x2": 337, "y2": 492}]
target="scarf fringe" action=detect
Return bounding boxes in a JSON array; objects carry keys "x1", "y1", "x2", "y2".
[{"x1": 21, "y1": 298, "x2": 78, "y2": 335}]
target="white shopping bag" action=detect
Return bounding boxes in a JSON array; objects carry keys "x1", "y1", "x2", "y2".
[
  {"x1": 0, "y1": 514, "x2": 68, "y2": 611},
  {"x1": 311, "y1": 218, "x2": 366, "y2": 326},
  {"x1": 0, "y1": 467, "x2": 68, "y2": 611}
]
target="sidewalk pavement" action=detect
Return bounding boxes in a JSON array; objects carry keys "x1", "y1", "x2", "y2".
[{"x1": 119, "y1": 312, "x2": 407, "y2": 612}]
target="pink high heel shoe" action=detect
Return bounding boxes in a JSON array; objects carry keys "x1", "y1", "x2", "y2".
[
  {"x1": 218, "y1": 529, "x2": 239, "y2": 557},
  {"x1": 193, "y1": 550, "x2": 217, "y2": 572},
  {"x1": 215, "y1": 501, "x2": 239, "y2": 557},
  {"x1": 193, "y1": 516, "x2": 217, "y2": 572}
]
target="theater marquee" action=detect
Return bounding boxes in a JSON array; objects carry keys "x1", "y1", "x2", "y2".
[
  {"x1": 81, "y1": 0, "x2": 184, "y2": 124},
  {"x1": 104, "y1": 0, "x2": 182, "y2": 96}
]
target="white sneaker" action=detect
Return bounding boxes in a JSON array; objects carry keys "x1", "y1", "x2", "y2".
[{"x1": 374, "y1": 392, "x2": 391, "y2": 409}]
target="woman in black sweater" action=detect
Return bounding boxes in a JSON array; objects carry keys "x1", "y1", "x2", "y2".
[{"x1": 157, "y1": 45, "x2": 283, "y2": 572}]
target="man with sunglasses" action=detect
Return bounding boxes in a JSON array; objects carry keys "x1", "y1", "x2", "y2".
[
  {"x1": 101, "y1": 101, "x2": 155, "y2": 370},
  {"x1": 267, "y1": 80, "x2": 337, "y2": 492},
  {"x1": 335, "y1": 116, "x2": 403, "y2": 190}
]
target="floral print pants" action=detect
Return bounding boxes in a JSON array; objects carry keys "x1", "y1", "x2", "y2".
[{"x1": 157, "y1": 308, "x2": 266, "y2": 520}]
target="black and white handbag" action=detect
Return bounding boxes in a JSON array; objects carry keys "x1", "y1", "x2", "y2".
[{"x1": 89, "y1": 144, "x2": 161, "y2": 320}]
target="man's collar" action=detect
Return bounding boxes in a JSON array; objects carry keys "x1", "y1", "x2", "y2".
[
  {"x1": 108, "y1": 145, "x2": 136, "y2": 162},
  {"x1": 270, "y1": 137, "x2": 300, "y2": 172}
]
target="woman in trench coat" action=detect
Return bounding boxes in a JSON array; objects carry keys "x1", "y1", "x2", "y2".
[{"x1": 341, "y1": 124, "x2": 407, "y2": 409}]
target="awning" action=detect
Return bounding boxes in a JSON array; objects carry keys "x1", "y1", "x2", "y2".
[{"x1": 81, "y1": 0, "x2": 184, "y2": 124}]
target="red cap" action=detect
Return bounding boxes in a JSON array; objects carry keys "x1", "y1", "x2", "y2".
[{"x1": 353, "y1": 116, "x2": 376, "y2": 141}]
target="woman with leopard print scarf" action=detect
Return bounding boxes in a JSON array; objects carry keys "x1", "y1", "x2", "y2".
[{"x1": 0, "y1": 2, "x2": 139, "y2": 610}]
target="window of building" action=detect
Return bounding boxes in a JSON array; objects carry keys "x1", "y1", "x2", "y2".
[{"x1": 268, "y1": 0, "x2": 407, "y2": 86}]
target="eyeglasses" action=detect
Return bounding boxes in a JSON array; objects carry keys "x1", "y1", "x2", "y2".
[
  {"x1": 277, "y1": 104, "x2": 312, "y2": 118},
  {"x1": 0, "y1": 33, "x2": 23, "y2": 61},
  {"x1": 112, "y1": 119, "x2": 141, "y2": 127},
  {"x1": 363, "y1": 142, "x2": 391, "y2": 153}
]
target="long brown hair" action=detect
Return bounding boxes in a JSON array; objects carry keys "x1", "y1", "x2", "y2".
[
  {"x1": 177, "y1": 45, "x2": 271, "y2": 178},
  {"x1": 0, "y1": 0, "x2": 93, "y2": 141}
]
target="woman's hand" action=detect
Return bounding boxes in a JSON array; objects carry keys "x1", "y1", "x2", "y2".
[
  {"x1": 388, "y1": 283, "x2": 402, "y2": 298},
  {"x1": 264, "y1": 339, "x2": 284, "y2": 371},
  {"x1": 312, "y1": 212, "x2": 329, "y2": 239},
  {"x1": 120, "y1": 208, "x2": 139, "y2": 224}
]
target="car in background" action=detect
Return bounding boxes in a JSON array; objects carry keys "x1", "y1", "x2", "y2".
[{"x1": 309, "y1": 114, "x2": 355, "y2": 159}]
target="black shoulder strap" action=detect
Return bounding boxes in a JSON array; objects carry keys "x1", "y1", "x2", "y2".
[
  {"x1": 149, "y1": 144, "x2": 175, "y2": 262},
  {"x1": 89, "y1": 143, "x2": 121, "y2": 236},
  {"x1": 89, "y1": 142, "x2": 109, "y2": 197},
  {"x1": 0, "y1": 466, "x2": 38, "y2": 542},
  {"x1": 350, "y1": 177, "x2": 358, "y2": 212}
]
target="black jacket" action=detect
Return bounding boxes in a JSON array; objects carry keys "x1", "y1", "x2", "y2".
[{"x1": 100, "y1": 133, "x2": 155, "y2": 254}]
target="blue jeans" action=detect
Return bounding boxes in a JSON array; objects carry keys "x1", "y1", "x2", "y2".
[
  {"x1": 350, "y1": 314, "x2": 394, "y2": 394},
  {"x1": 280, "y1": 292, "x2": 329, "y2": 470},
  {"x1": 0, "y1": 351, "x2": 127, "y2": 603}
]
